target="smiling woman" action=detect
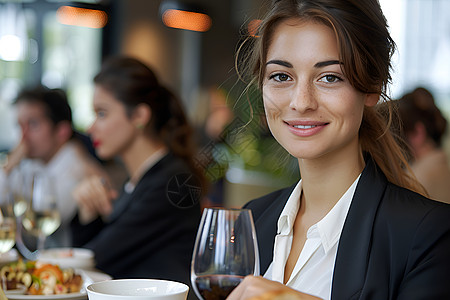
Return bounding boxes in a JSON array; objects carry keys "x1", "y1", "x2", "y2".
[
  {"x1": 228, "y1": 0, "x2": 450, "y2": 299},
  {"x1": 262, "y1": 20, "x2": 378, "y2": 161}
]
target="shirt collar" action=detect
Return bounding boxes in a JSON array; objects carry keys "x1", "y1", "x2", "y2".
[
  {"x1": 124, "y1": 147, "x2": 168, "y2": 194},
  {"x1": 316, "y1": 174, "x2": 361, "y2": 253},
  {"x1": 276, "y1": 174, "x2": 361, "y2": 253},
  {"x1": 277, "y1": 180, "x2": 302, "y2": 235},
  {"x1": 44, "y1": 142, "x2": 73, "y2": 174}
]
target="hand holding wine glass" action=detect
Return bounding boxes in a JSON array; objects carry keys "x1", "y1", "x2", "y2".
[
  {"x1": 191, "y1": 208, "x2": 260, "y2": 300},
  {"x1": 22, "y1": 173, "x2": 61, "y2": 252}
]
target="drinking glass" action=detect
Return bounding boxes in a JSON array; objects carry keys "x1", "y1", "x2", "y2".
[
  {"x1": 191, "y1": 208, "x2": 259, "y2": 300},
  {"x1": 22, "y1": 173, "x2": 61, "y2": 252},
  {"x1": 0, "y1": 189, "x2": 16, "y2": 290},
  {"x1": 0, "y1": 190, "x2": 16, "y2": 254},
  {"x1": 10, "y1": 170, "x2": 33, "y2": 218}
]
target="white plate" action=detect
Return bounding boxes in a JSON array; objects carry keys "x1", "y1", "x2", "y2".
[
  {"x1": 6, "y1": 269, "x2": 112, "y2": 300},
  {"x1": 5, "y1": 285, "x2": 27, "y2": 295},
  {"x1": 0, "y1": 249, "x2": 19, "y2": 265},
  {"x1": 6, "y1": 292, "x2": 87, "y2": 300},
  {"x1": 37, "y1": 248, "x2": 95, "y2": 270}
]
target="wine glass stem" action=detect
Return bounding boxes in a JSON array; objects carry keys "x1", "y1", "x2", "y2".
[{"x1": 37, "y1": 233, "x2": 46, "y2": 252}]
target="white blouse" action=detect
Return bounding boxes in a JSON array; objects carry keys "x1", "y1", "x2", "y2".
[{"x1": 264, "y1": 175, "x2": 361, "y2": 299}]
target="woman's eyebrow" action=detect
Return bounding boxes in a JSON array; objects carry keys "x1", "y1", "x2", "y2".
[
  {"x1": 266, "y1": 59, "x2": 293, "y2": 68},
  {"x1": 266, "y1": 59, "x2": 342, "y2": 68},
  {"x1": 314, "y1": 60, "x2": 342, "y2": 68}
]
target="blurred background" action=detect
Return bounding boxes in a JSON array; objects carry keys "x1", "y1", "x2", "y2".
[{"x1": 0, "y1": 0, "x2": 449, "y2": 207}]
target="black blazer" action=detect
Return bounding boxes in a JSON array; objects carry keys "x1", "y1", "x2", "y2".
[
  {"x1": 71, "y1": 153, "x2": 202, "y2": 299},
  {"x1": 245, "y1": 158, "x2": 450, "y2": 299}
]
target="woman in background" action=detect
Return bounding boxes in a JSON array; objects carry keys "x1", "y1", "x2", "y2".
[
  {"x1": 228, "y1": 0, "x2": 450, "y2": 299},
  {"x1": 397, "y1": 87, "x2": 450, "y2": 203},
  {"x1": 71, "y1": 56, "x2": 205, "y2": 298}
]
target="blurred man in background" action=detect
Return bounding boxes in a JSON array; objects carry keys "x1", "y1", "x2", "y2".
[{"x1": 0, "y1": 85, "x2": 106, "y2": 250}]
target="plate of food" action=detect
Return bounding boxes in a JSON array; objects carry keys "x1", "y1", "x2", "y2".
[{"x1": 1, "y1": 259, "x2": 111, "y2": 300}]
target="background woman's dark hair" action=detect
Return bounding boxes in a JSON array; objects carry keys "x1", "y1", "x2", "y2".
[
  {"x1": 398, "y1": 87, "x2": 448, "y2": 148},
  {"x1": 237, "y1": 0, "x2": 426, "y2": 195},
  {"x1": 94, "y1": 56, "x2": 206, "y2": 191}
]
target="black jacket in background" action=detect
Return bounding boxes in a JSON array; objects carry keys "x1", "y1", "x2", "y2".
[{"x1": 71, "y1": 153, "x2": 202, "y2": 299}]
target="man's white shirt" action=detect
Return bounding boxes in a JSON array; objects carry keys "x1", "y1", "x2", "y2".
[{"x1": 1, "y1": 141, "x2": 103, "y2": 247}]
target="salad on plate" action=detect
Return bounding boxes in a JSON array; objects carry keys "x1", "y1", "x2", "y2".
[{"x1": 1, "y1": 259, "x2": 83, "y2": 295}]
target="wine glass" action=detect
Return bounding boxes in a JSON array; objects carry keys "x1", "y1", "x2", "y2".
[
  {"x1": 0, "y1": 189, "x2": 16, "y2": 254},
  {"x1": 10, "y1": 169, "x2": 33, "y2": 218},
  {"x1": 0, "y1": 188, "x2": 16, "y2": 290},
  {"x1": 191, "y1": 208, "x2": 260, "y2": 300},
  {"x1": 9, "y1": 169, "x2": 40, "y2": 260},
  {"x1": 22, "y1": 173, "x2": 61, "y2": 253}
]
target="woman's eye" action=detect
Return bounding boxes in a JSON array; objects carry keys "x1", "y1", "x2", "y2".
[
  {"x1": 96, "y1": 111, "x2": 106, "y2": 118},
  {"x1": 319, "y1": 74, "x2": 341, "y2": 83},
  {"x1": 269, "y1": 73, "x2": 290, "y2": 82}
]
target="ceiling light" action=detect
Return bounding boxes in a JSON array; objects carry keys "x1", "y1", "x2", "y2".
[
  {"x1": 56, "y1": 2, "x2": 108, "y2": 29},
  {"x1": 160, "y1": 1, "x2": 211, "y2": 32}
]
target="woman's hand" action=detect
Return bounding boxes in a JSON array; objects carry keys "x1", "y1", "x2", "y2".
[
  {"x1": 72, "y1": 175, "x2": 118, "y2": 224},
  {"x1": 227, "y1": 276, "x2": 322, "y2": 300}
]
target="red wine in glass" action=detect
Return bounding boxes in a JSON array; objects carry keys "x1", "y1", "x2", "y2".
[
  {"x1": 191, "y1": 208, "x2": 259, "y2": 300},
  {"x1": 195, "y1": 274, "x2": 245, "y2": 300}
]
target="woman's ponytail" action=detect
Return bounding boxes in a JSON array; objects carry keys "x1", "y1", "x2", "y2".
[{"x1": 360, "y1": 104, "x2": 427, "y2": 196}]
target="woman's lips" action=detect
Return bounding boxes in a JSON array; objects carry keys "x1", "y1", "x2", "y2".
[
  {"x1": 92, "y1": 140, "x2": 101, "y2": 148},
  {"x1": 284, "y1": 120, "x2": 328, "y2": 137}
]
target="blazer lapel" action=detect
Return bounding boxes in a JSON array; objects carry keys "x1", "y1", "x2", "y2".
[
  {"x1": 248, "y1": 186, "x2": 294, "y2": 274},
  {"x1": 106, "y1": 190, "x2": 133, "y2": 223},
  {"x1": 106, "y1": 154, "x2": 170, "y2": 223},
  {"x1": 331, "y1": 158, "x2": 387, "y2": 299}
]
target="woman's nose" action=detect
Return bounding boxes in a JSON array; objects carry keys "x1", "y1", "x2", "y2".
[
  {"x1": 87, "y1": 122, "x2": 95, "y2": 134},
  {"x1": 289, "y1": 82, "x2": 318, "y2": 112}
]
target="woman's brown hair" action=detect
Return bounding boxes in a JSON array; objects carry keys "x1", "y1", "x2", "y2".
[
  {"x1": 238, "y1": 0, "x2": 426, "y2": 195},
  {"x1": 94, "y1": 56, "x2": 206, "y2": 192}
]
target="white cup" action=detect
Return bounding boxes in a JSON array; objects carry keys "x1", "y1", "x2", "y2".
[{"x1": 87, "y1": 279, "x2": 189, "y2": 300}]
